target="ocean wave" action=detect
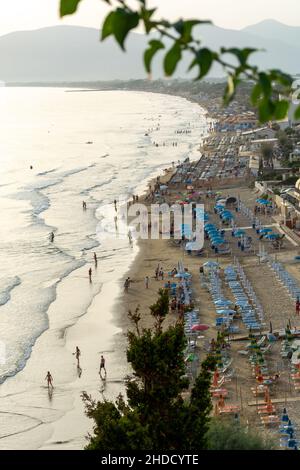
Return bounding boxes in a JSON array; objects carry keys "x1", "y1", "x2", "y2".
[
  {"x1": 0, "y1": 257, "x2": 86, "y2": 385},
  {"x1": 0, "y1": 276, "x2": 21, "y2": 306},
  {"x1": 36, "y1": 168, "x2": 59, "y2": 177}
]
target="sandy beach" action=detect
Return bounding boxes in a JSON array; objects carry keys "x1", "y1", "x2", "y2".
[{"x1": 115, "y1": 169, "x2": 300, "y2": 446}]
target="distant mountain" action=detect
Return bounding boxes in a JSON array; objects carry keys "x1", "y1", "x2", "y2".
[
  {"x1": 243, "y1": 19, "x2": 300, "y2": 48},
  {"x1": 0, "y1": 26, "x2": 149, "y2": 82},
  {"x1": 193, "y1": 22, "x2": 300, "y2": 77},
  {"x1": 0, "y1": 23, "x2": 299, "y2": 83}
]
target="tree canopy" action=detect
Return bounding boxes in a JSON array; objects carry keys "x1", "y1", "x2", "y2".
[
  {"x1": 60, "y1": 0, "x2": 300, "y2": 123},
  {"x1": 82, "y1": 290, "x2": 216, "y2": 450}
]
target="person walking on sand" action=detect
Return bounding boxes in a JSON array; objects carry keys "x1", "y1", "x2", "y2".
[
  {"x1": 124, "y1": 277, "x2": 130, "y2": 292},
  {"x1": 82, "y1": 201, "x2": 87, "y2": 210},
  {"x1": 49, "y1": 232, "x2": 55, "y2": 243},
  {"x1": 74, "y1": 346, "x2": 81, "y2": 367},
  {"x1": 45, "y1": 371, "x2": 53, "y2": 389},
  {"x1": 296, "y1": 297, "x2": 300, "y2": 316},
  {"x1": 99, "y1": 355, "x2": 106, "y2": 376},
  {"x1": 94, "y1": 252, "x2": 98, "y2": 267},
  {"x1": 145, "y1": 276, "x2": 150, "y2": 289},
  {"x1": 155, "y1": 265, "x2": 159, "y2": 280},
  {"x1": 114, "y1": 199, "x2": 117, "y2": 211},
  {"x1": 128, "y1": 230, "x2": 133, "y2": 245},
  {"x1": 89, "y1": 267, "x2": 92, "y2": 282}
]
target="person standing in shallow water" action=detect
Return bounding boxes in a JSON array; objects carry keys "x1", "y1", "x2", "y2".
[
  {"x1": 45, "y1": 371, "x2": 53, "y2": 389},
  {"x1": 89, "y1": 267, "x2": 92, "y2": 282},
  {"x1": 49, "y1": 232, "x2": 55, "y2": 243}
]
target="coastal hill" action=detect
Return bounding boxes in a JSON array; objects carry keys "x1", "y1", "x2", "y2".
[
  {"x1": 0, "y1": 21, "x2": 299, "y2": 83},
  {"x1": 243, "y1": 19, "x2": 300, "y2": 48}
]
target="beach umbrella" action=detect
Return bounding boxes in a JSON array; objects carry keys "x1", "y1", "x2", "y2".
[
  {"x1": 185, "y1": 353, "x2": 196, "y2": 362},
  {"x1": 215, "y1": 299, "x2": 233, "y2": 306},
  {"x1": 212, "y1": 240, "x2": 225, "y2": 246},
  {"x1": 217, "y1": 309, "x2": 236, "y2": 315},
  {"x1": 185, "y1": 242, "x2": 200, "y2": 251},
  {"x1": 191, "y1": 324, "x2": 210, "y2": 331},
  {"x1": 259, "y1": 228, "x2": 273, "y2": 234},
  {"x1": 203, "y1": 261, "x2": 219, "y2": 268},
  {"x1": 234, "y1": 230, "x2": 246, "y2": 237},
  {"x1": 265, "y1": 233, "x2": 279, "y2": 240},
  {"x1": 174, "y1": 272, "x2": 191, "y2": 278}
]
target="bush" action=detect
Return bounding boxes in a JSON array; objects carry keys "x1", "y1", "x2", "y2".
[{"x1": 206, "y1": 418, "x2": 275, "y2": 450}]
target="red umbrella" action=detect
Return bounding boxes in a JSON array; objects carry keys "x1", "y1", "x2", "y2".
[{"x1": 191, "y1": 324, "x2": 210, "y2": 331}]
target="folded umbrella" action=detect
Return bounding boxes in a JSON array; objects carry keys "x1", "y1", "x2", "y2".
[{"x1": 191, "y1": 324, "x2": 210, "y2": 331}]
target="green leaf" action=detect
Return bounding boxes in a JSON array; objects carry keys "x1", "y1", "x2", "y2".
[
  {"x1": 144, "y1": 40, "x2": 165, "y2": 74},
  {"x1": 259, "y1": 73, "x2": 272, "y2": 98},
  {"x1": 60, "y1": 0, "x2": 82, "y2": 17},
  {"x1": 251, "y1": 83, "x2": 262, "y2": 105},
  {"x1": 164, "y1": 43, "x2": 182, "y2": 76},
  {"x1": 223, "y1": 75, "x2": 236, "y2": 105},
  {"x1": 174, "y1": 19, "x2": 211, "y2": 44},
  {"x1": 222, "y1": 47, "x2": 257, "y2": 66},
  {"x1": 274, "y1": 100, "x2": 289, "y2": 120},
  {"x1": 294, "y1": 106, "x2": 300, "y2": 121},
  {"x1": 112, "y1": 9, "x2": 140, "y2": 50},
  {"x1": 189, "y1": 48, "x2": 214, "y2": 79},
  {"x1": 101, "y1": 9, "x2": 139, "y2": 50},
  {"x1": 101, "y1": 12, "x2": 115, "y2": 41},
  {"x1": 258, "y1": 99, "x2": 275, "y2": 123},
  {"x1": 269, "y1": 69, "x2": 293, "y2": 87},
  {"x1": 140, "y1": 7, "x2": 156, "y2": 33}
]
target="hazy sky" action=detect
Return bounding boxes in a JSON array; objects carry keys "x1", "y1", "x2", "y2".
[{"x1": 0, "y1": 0, "x2": 299, "y2": 36}]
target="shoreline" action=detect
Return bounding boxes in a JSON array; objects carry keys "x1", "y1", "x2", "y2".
[{"x1": 0, "y1": 92, "x2": 210, "y2": 449}]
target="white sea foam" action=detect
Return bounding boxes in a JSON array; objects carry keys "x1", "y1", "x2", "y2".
[{"x1": 0, "y1": 88, "x2": 208, "y2": 385}]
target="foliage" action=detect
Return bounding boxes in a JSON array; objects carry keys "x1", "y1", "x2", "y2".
[
  {"x1": 59, "y1": 0, "x2": 299, "y2": 122},
  {"x1": 206, "y1": 418, "x2": 275, "y2": 450},
  {"x1": 82, "y1": 290, "x2": 216, "y2": 450}
]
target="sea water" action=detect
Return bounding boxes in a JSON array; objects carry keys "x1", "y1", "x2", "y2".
[{"x1": 0, "y1": 87, "x2": 208, "y2": 384}]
